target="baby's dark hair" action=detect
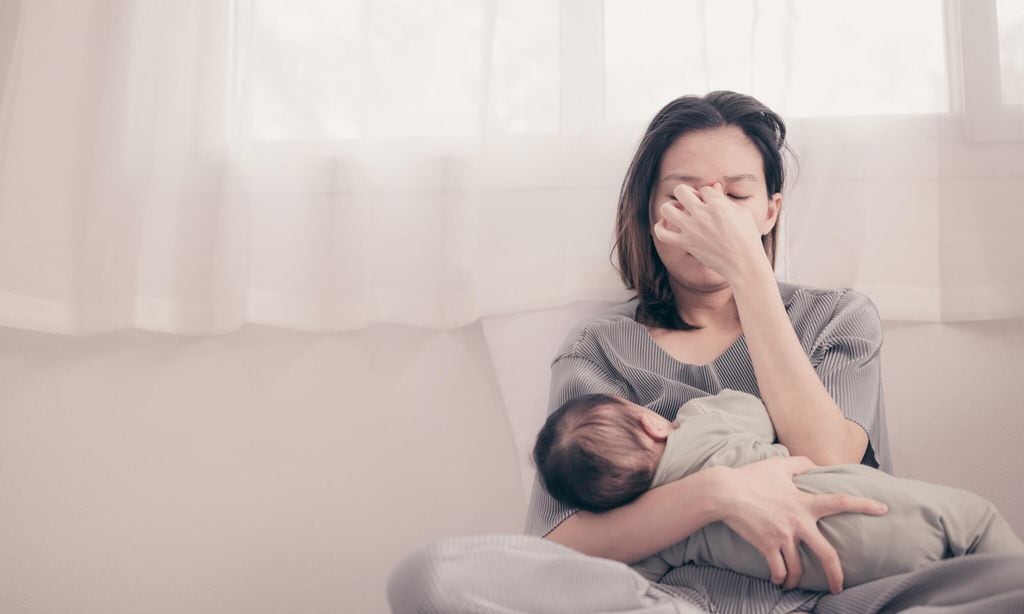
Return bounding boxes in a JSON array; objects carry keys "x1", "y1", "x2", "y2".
[{"x1": 532, "y1": 393, "x2": 658, "y2": 513}]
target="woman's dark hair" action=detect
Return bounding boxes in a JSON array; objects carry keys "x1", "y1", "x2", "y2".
[
  {"x1": 532, "y1": 393, "x2": 657, "y2": 513},
  {"x1": 613, "y1": 91, "x2": 794, "y2": 330}
]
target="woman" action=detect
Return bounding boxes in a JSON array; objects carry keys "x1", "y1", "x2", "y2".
[{"x1": 387, "y1": 92, "x2": 1024, "y2": 613}]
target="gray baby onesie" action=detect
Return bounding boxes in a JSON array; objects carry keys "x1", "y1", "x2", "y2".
[{"x1": 630, "y1": 389, "x2": 1024, "y2": 590}]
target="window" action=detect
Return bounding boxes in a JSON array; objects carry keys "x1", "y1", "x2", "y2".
[
  {"x1": 604, "y1": 0, "x2": 948, "y2": 122},
  {"x1": 244, "y1": 0, "x2": 559, "y2": 139},
  {"x1": 997, "y1": 0, "x2": 1024, "y2": 105},
  {"x1": 239, "y1": 0, "x2": 1019, "y2": 140},
  {"x1": 956, "y1": 0, "x2": 1023, "y2": 141}
]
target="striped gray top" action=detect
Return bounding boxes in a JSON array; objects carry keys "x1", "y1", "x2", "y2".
[{"x1": 525, "y1": 280, "x2": 892, "y2": 538}]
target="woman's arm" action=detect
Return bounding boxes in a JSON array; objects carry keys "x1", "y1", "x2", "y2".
[
  {"x1": 729, "y1": 257, "x2": 868, "y2": 465},
  {"x1": 546, "y1": 464, "x2": 721, "y2": 562},
  {"x1": 547, "y1": 456, "x2": 888, "y2": 594},
  {"x1": 657, "y1": 184, "x2": 877, "y2": 466},
  {"x1": 538, "y1": 351, "x2": 720, "y2": 561},
  {"x1": 537, "y1": 318, "x2": 887, "y2": 593}
]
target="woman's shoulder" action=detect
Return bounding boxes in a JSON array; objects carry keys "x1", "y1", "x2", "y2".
[
  {"x1": 778, "y1": 279, "x2": 855, "y2": 301},
  {"x1": 779, "y1": 280, "x2": 879, "y2": 320},
  {"x1": 778, "y1": 280, "x2": 882, "y2": 343},
  {"x1": 553, "y1": 300, "x2": 640, "y2": 360}
]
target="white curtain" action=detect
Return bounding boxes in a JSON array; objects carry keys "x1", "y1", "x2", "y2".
[{"x1": 0, "y1": 0, "x2": 1022, "y2": 335}]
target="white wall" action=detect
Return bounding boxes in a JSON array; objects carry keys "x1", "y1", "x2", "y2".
[
  {"x1": 1, "y1": 315, "x2": 1022, "y2": 613},
  {"x1": 0, "y1": 324, "x2": 525, "y2": 614},
  {"x1": 882, "y1": 318, "x2": 1024, "y2": 533}
]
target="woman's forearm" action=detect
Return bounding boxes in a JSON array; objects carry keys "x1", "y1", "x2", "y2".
[
  {"x1": 728, "y1": 258, "x2": 866, "y2": 465},
  {"x1": 545, "y1": 466, "x2": 725, "y2": 563}
]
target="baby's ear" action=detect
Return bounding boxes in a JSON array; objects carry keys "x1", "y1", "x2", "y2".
[{"x1": 639, "y1": 413, "x2": 670, "y2": 442}]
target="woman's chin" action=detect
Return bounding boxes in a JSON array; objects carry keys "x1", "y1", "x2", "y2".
[
  {"x1": 680, "y1": 261, "x2": 727, "y2": 285},
  {"x1": 660, "y1": 251, "x2": 724, "y2": 284},
  {"x1": 687, "y1": 259, "x2": 713, "y2": 274}
]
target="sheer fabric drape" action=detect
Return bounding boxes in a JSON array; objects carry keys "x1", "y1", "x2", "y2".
[{"x1": 0, "y1": 0, "x2": 1021, "y2": 335}]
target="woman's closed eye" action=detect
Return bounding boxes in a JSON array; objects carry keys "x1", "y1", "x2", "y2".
[{"x1": 665, "y1": 193, "x2": 750, "y2": 201}]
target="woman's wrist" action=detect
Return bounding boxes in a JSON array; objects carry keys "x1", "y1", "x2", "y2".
[
  {"x1": 724, "y1": 249, "x2": 775, "y2": 291},
  {"x1": 694, "y1": 465, "x2": 738, "y2": 524}
]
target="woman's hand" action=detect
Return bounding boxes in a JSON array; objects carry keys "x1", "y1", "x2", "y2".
[
  {"x1": 652, "y1": 183, "x2": 766, "y2": 282},
  {"x1": 710, "y1": 456, "x2": 889, "y2": 594}
]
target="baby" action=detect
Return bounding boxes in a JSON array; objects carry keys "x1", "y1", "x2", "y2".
[{"x1": 532, "y1": 388, "x2": 1024, "y2": 591}]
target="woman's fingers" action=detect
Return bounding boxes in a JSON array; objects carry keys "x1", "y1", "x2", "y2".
[
  {"x1": 811, "y1": 493, "x2": 888, "y2": 518},
  {"x1": 659, "y1": 200, "x2": 690, "y2": 224},
  {"x1": 652, "y1": 219, "x2": 670, "y2": 241},
  {"x1": 672, "y1": 183, "x2": 703, "y2": 207},
  {"x1": 699, "y1": 184, "x2": 723, "y2": 203},
  {"x1": 801, "y1": 491, "x2": 888, "y2": 594},
  {"x1": 782, "y1": 455, "x2": 817, "y2": 476},
  {"x1": 653, "y1": 217, "x2": 681, "y2": 241},
  {"x1": 800, "y1": 527, "x2": 844, "y2": 594},
  {"x1": 658, "y1": 202, "x2": 693, "y2": 240},
  {"x1": 718, "y1": 459, "x2": 875, "y2": 595},
  {"x1": 764, "y1": 549, "x2": 787, "y2": 586},
  {"x1": 781, "y1": 540, "x2": 803, "y2": 590}
]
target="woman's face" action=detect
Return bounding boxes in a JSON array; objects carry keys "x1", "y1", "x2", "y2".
[{"x1": 649, "y1": 126, "x2": 781, "y2": 290}]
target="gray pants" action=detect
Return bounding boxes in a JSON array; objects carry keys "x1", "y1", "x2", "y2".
[{"x1": 387, "y1": 534, "x2": 1024, "y2": 613}]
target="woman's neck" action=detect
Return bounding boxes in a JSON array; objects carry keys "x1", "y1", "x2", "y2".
[{"x1": 669, "y1": 280, "x2": 742, "y2": 329}]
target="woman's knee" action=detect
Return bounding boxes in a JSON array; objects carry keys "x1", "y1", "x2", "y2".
[
  {"x1": 387, "y1": 538, "x2": 463, "y2": 613},
  {"x1": 387, "y1": 535, "x2": 535, "y2": 613}
]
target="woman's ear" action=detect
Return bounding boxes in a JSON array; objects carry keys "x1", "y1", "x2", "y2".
[
  {"x1": 761, "y1": 192, "x2": 782, "y2": 235},
  {"x1": 639, "y1": 413, "x2": 670, "y2": 442}
]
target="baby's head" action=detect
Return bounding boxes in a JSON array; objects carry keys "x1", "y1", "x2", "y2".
[{"x1": 532, "y1": 393, "x2": 678, "y2": 513}]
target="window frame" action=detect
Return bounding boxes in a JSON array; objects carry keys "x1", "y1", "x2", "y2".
[
  {"x1": 948, "y1": 0, "x2": 1024, "y2": 141},
  {"x1": 231, "y1": 0, "x2": 1023, "y2": 143}
]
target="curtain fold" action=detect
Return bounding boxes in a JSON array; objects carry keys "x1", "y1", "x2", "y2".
[{"x1": 0, "y1": 0, "x2": 1021, "y2": 335}]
